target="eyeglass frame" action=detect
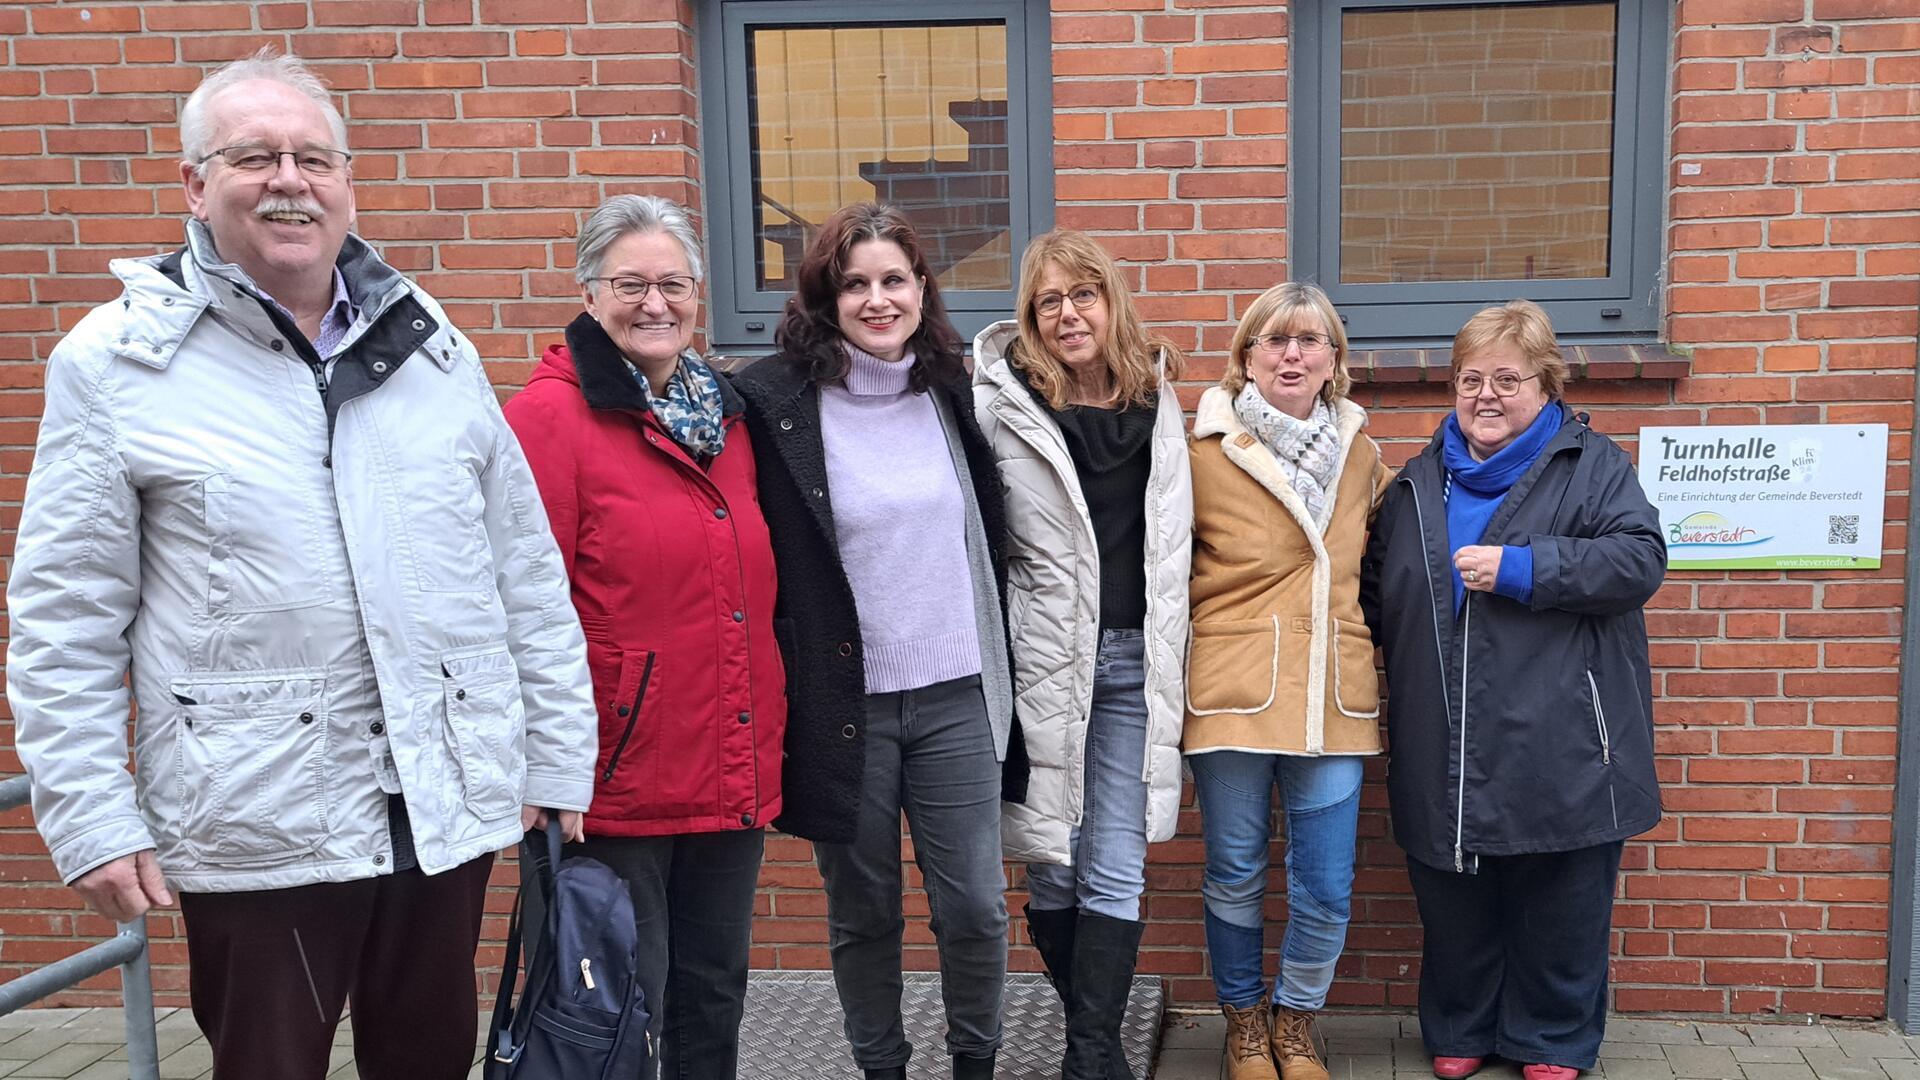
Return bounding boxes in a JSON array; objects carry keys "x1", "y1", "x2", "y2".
[
  {"x1": 198, "y1": 144, "x2": 354, "y2": 177},
  {"x1": 1453, "y1": 370, "x2": 1543, "y2": 398},
  {"x1": 1033, "y1": 283, "x2": 1103, "y2": 318},
  {"x1": 587, "y1": 275, "x2": 699, "y2": 304},
  {"x1": 1250, "y1": 332, "x2": 1334, "y2": 355}
]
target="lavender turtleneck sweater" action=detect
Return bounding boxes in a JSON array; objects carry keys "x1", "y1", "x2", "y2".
[{"x1": 819, "y1": 345, "x2": 983, "y2": 693}]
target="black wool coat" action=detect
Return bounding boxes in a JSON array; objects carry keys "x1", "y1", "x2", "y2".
[
  {"x1": 1361, "y1": 404, "x2": 1667, "y2": 873},
  {"x1": 733, "y1": 352, "x2": 1027, "y2": 844}
]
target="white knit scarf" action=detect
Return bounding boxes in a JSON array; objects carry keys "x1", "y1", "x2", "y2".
[{"x1": 1233, "y1": 384, "x2": 1343, "y2": 531}]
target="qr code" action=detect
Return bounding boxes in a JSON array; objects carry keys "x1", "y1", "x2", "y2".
[{"x1": 1828, "y1": 515, "x2": 1860, "y2": 544}]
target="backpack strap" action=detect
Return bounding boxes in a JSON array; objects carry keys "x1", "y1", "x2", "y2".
[{"x1": 487, "y1": 820, "x2": 566, "y2": 1072}]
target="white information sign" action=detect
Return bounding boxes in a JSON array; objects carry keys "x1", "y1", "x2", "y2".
[{"x1": 1637, "y1": 423, "x2": 1888, "y2": 570}]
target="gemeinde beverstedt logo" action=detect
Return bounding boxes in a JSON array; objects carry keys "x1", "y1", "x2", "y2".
[{"x1": 1666, "y1": 511, "x2": 1770, "y2": 550}]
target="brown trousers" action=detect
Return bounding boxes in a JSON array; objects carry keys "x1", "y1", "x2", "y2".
[{"x1": 179, "y1": 853, "x2": 495, "y2": 1080}]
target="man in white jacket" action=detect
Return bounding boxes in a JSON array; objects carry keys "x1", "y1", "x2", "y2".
[{"x1": 4, "y1": 50, "x2": 596, "y2": 1079}]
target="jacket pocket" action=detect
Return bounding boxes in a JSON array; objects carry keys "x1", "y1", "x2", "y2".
[
  {"x1": 1331, "y1": 618, "x2": 1381, "y2": 719},
  {"x1": 203, "y1": 472, "x2": 332, "y2": 614},
  {"x1": 599, "y1": 651, "x2": 657, "y2": 786},
  {"x1": 170, "y1": 669, "x2": 332, "y2": 865},
  {"x1": 1185, "y1": 616, "x2": 1281, "y2": 715},
  {"x1": 1585, "y1": 668, "x2": 1612, "y2": 765},
  {"x1": 441, "y1": 645, "x2": 527, "y2": 820}
]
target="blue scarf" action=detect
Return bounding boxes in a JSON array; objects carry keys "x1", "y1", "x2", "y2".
[{"x1": 1441, "y1": 401, "x2": 1564, "y2": 609}]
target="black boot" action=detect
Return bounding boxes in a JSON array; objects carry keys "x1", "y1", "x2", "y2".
[
  {"x1": 1060, "y1": 913, "x2": 1145, "y2": 1080},
  {"x1": 1026, "y1": 903, "x2": 1079, "y2": 1005},
  {"x1": 864, "y1": 1069, "x2": 906, "y2": 1080},
  {"x1": 953, "y1": 1050, "x2": 996, "y2": 1078}
]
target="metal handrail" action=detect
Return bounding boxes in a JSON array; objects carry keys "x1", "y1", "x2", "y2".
[{"x1": 0, "y1": 775, "x2": 160, "y2": 1079}]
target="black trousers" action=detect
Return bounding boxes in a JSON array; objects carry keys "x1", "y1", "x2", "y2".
[
  {"x1": 557, "y1": 830, "x2": 766, "y2": 1080},
  {"x1": 179, "y1": 854, "x2": 494, "y2": 1080},
  {"x1": 1406, "y1": 842, "x2": 1623, "y2": 1070}
]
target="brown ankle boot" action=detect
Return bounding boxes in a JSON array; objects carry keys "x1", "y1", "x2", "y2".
[
  {"x1": 1220, "y1": 997, "x2": 1280, "y2": 1080},
  {"x1": 1269, "y1": 1005, "x2": 1329, "y2": 1080}
]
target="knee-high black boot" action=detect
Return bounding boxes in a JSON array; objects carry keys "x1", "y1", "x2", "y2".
[
  {"x1": 1061, "y1": 913, "x2": 1145, "y2": 1080},
  {"x1": 1027, "y1": 904, "x2": 1079, "y2": 1006}
]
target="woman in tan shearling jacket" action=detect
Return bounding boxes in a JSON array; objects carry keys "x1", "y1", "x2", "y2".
[{"x1": 1185, "y1": 282, "x2": 1390, "y2": 1080}]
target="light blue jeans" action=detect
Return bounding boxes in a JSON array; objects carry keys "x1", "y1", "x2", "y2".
[
  {"x1": 1188, "y1": 751, "x2": 1365, "y2": 1011},
  {"x1": 1027, "y1": 630, "x2": 1152, "y2": 921}
]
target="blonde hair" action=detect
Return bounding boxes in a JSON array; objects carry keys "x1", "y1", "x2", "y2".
[
  {"x1": 1451, "y1": 300, "x2": 1568, "y2": 399},
  {"x1": 1222, "y1": 281, "x2": 1352, "y2": 405},
  {"x1": 1010, "y1": 230, "x2": 1184, "y2": 409}
]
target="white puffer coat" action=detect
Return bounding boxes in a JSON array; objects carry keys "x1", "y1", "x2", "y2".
[
  {"x1": 6, "y1": 227, "x2": 596, "y2": 893},
  {"x1": 972, "y1": 321, "x2": 1192, "y2": 866}
]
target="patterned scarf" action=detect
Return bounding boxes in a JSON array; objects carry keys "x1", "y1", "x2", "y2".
[
  {"x1": 634, "y1": 350, "x2": 727, "y2": 461},
  {"x1": 1233, "y1": 384, "x2": 1344, "y2": 531}
]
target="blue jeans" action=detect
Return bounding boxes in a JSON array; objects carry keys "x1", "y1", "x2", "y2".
[
  {"x1": 1027, "y1": 629, "x2": 1152, "y2": 921},
  {"x1": 1189, "y1": 751, "x2": 1364, "y2": 1011}
]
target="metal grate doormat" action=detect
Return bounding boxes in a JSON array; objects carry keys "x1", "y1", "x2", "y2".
[{"x1": 739, "y1": 970, "x2": 1164, "y2": 1078}]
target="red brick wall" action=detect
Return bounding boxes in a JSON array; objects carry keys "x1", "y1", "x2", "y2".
[{"x1": 0, "y1": 0, "x2": 1914, "y2": 1022}]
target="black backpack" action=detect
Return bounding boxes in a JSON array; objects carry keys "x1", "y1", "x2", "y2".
[{"x1": 485, "y1": 822, "x2": 652, "y2": 1079}]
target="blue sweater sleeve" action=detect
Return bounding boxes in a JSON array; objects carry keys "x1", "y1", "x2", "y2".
[{"x1": 1493, "y1": 543, "x2": 1534, "y2": 605}]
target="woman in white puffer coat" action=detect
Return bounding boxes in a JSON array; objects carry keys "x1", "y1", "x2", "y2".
[{"x1": 972, "y1": 229, "x2": 1192, "y2": 1080}]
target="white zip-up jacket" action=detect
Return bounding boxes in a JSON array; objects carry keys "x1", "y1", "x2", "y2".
[
  {"x1": 6, "y1": 225, "x2": 596, "y2": 892},
  {"x1": 972, "y1": 321, "x2": 1192, "y2": 866}
]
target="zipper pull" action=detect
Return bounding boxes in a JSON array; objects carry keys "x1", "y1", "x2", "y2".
[{"x1": 579, "y1": 957, "x2": 596, "y2": 991}]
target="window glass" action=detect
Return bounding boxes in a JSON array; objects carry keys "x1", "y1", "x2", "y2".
[{"x1": 1338, "y1": 2, "x2": 1617, "y2": 284}]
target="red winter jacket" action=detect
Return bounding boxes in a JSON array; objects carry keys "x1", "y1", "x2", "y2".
[{"x1": 503, "y1": 315, "x2": 785, "y2": 837}]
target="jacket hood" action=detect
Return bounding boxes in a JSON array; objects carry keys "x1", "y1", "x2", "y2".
[
  {"x1": 1192, "y1": 383, "x2": 1369, "y2": 447},
  {"x1": 972, "y1": 319, "x2": 1021, "y2": 392},
  {"x1": 971, "y1": 318, "x2": 1176, "y2": 406}
]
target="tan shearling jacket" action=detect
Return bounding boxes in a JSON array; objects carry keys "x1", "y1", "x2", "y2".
[{"x1": 1184, "y1": 385, "x2": 1391, "y2": 757}]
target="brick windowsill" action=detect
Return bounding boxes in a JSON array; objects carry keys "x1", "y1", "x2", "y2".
[{"x1": 1350, "y1": 343, "x2": 1693, "y2": 384}]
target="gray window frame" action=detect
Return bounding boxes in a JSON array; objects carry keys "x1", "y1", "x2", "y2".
[
  {"x1": 1292, "y1": 0, "x2": 1670, "y2": 347},
  {"x1": 696, "y1": 0, "x2": 1054, "y2": 352}
]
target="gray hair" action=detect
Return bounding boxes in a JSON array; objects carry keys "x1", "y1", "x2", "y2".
[
  {"x1": 575, "y1": 195, "x2": 705, "y2": 289},
  {"x1": 180, "y1": 49, "x2": 349, "y2": 175}
]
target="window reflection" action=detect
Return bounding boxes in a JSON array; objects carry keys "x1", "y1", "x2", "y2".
[{"x1": 749, "y1": 24, "x2": 1013, "y2": 292}]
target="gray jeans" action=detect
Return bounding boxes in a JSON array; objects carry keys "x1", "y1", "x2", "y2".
[{"x1": 813, "y1": 675, "x2": 1009, "y2": 1069}]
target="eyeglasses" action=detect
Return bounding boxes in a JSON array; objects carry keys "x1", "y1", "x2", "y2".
[
  {"x1": 1251, "y1": 332, "x2": 1332, "y2": 355},
  {"x1": 200, "y1": 144, "x2": 352, "y2": 177},
  {"x1": 589, "y1": 276, "x2": 697, "y2": 303},
  {"x1": 1453, "y1": 371, "x2": 1541, "y2": 398},
  {"x1": 1034, "y1": 284, "x2": 1101, "y2": 318}
]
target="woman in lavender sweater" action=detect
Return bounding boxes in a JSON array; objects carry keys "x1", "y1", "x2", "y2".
[{"x1": 734, "y1": 202, "x2": 1024, "y2": 1080}]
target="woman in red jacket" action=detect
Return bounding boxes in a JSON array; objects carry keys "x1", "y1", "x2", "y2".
[{"x1": 503, "y1": 194, "x2": 786, "y2": 1080}]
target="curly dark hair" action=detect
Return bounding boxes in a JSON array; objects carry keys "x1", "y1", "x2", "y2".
[{"x1": 771, "y1": 202, "x2": 966, "y2": 392}]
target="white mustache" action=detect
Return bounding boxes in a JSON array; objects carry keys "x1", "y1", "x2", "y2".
[{"x1": 254, "y1": 195, "x2": 324, "y2": 220}]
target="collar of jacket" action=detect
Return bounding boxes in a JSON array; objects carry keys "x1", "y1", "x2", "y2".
[
  {"x1": 1193, "y1": 384, "x2": 1368, "y2": 534},
  {"x1": 103, "y1": 221, "x2": 443, "y2": 375},
  {"x1": 186, "y1": 218, "x2": 413, "y2": 331},
  {"x1": 562, "y1": 311, "x2": 743, "y2": 418}
]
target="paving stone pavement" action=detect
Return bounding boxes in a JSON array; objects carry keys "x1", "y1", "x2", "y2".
[
  {"x1": 1151, "y1": 1013, "x2": 1919, "y2": 1080},
  {"x1": 0, "y1": 1005, "x2": 1913, "y2": 1079}
]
